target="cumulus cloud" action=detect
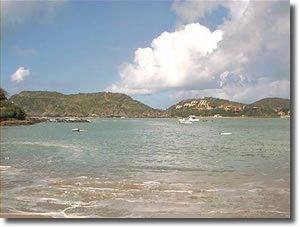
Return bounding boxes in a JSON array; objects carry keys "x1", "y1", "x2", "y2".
[
  {"x1": 11, "y1": 67, "x2": 30, "y2": 82},
  {"x1": 109, "y1": 0, "x2": 290, "y2": 103},
  {"x1": 170, "y1": 79, "x2": 290, "y2": 104},
  {"x1": 109, "y1": 23, "x2": 223, "y2": 95}
]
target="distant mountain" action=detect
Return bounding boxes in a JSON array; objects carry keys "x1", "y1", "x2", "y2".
[
  {"x1": 10, "y1": 91, "x2": 169, "y2": 118},
  {"x1": 9, "y1": 91, "x2": 291, "y2": 118},
  {"x1": 251, "y1": 98, "x2": 290, "y2": 110},
  {"x1": 167, "y1": 97, "x2": 290, "y2": 117}
]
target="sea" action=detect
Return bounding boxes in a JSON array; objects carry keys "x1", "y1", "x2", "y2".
[{"x1": 0, "y1": 118, "x2": 290, "y2": 218}]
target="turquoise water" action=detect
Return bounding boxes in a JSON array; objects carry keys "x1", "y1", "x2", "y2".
[{"x1": 0, "y1": 118, "x2": 290, "y2": 218}]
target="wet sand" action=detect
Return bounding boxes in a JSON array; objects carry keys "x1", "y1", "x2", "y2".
[{"x1": 0, "y1": 213, "x2": 52, "y2": 218}]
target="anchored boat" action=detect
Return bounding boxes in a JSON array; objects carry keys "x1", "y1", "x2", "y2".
[{"x1": 188, "y1": 115, "x2": 200, "y2": 122}]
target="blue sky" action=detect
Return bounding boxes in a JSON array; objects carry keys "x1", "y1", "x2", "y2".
[
  {"x1": 1, "y1": 0, "x2": 290, "y2": 109},
  {"x1": 1, "y1": 1, "x2": 176, "y2": 98}
]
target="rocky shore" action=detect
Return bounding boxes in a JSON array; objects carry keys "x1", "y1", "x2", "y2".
[
  {"x1": 0, "y1": 118, "x2": 46, "y2": 126},
  {"x1": 0, "y1": 117, "x2": 91, "y2": 126}
]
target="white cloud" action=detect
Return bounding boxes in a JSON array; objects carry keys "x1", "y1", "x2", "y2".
[
  {"x1": 170, "y1": 79, "x2": 290, "y2": 104},
  {"x1": 109, "y1": 23, "x2": 223, "y2": 95},
  {"x1": 110, "y1": 0, "x2": 290, "y2": 103},
  {"x1": 11, "y1": 67, "x2": 31, "y2": 82}
]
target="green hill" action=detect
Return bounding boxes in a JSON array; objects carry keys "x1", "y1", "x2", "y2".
[
  {"x1": 167, "y1": 97, "x2": 243, "y2": 117},
  {"x1": 7, "y1": 91, "x2": 291, "y2": 118},
  {"x1": 251, "y1": 98, "x2": 290, "y2": 110},
  {"x1": 9, "y1": 91, "x2": 168, "y2": 118},
  {"x1": 167, "y1": 97, "x2": 290, "y2": 117},
  {"x1": 0, "y1": 88, "x2": 26, "y2": 120}
]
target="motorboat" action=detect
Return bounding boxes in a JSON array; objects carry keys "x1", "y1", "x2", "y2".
[
  {"x1": 180, "y1": 121, "x2": 192, "y2": 124},
  {"x1": 179, "y1": 118, "x2": 192, "y2": 124},
  {"x1": 72, "y1": 128, "x2": 80, "y2": 132},
  {"x1": 188, "y1": 115, "x2": 200, "y2": 122}
]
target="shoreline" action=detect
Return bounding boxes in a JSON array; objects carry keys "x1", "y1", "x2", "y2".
[
  {"x1": 0, "y1": 118, "x2": 44, "y2": 126},
  {"x1": 0, "y1": 116, "x2": 289, "y2": 126},
  {"x1": 0, "y1": 213, "x2": 52, "y2": 218},
  {"x1": 0, "y1": 211, "x2": 290, "y2": 219}
]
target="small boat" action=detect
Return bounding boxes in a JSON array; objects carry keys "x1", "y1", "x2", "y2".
[
  {"x1": 178, "y1": 118, "x2": 192, "y2": 124},
  {"x1": 72, "y1": 128, "x2": 88, "y2": 132},
  {"x1": 220, "y1": 132, "x2": 232, "y2": 135},
  {"x1": 188, "y1": 115, "x2": 200, "y2": 122},
  {"x1": 180, "y1": 121, "x2": 192, "y2": 124},
  {"x1": 179, "y1": 119, "x2": 192, "y2": 124}
]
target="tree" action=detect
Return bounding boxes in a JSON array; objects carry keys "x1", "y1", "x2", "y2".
[
  {"x1": 0, "y1": 89, "x2": 26, "y2": 120},
  {"x1": 0, "y1": 88, "x2": 7, "y2": 100}
]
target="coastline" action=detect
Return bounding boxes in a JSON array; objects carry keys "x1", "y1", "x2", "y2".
[
  {"x1": 0, "y1": 115, "x2": 289, "y2": 127},
  {"x1": 0, "y1": 213, "x2": 52, "y2": 218},
  {"x1": 193, "y1": 116, "x2": 290, "y2": 119},
  {"x1": 0, "y1": 118, "x2": 44, "y2": 126},
  {"x1": 0, "y1": 210, "x2": 289, "y2": 218}
]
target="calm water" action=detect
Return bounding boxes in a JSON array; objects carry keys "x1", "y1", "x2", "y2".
[{"x1": 0, "y1": 118, "x2": 290, "y2": 218}]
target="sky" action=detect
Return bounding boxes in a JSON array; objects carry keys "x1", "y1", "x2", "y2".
[{"x1": 1, "y1": 0, "x2": 290, "y2": 109}]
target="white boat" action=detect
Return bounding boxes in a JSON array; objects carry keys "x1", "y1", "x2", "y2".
[
  {"x1": 188, "y1": 115, "x2": 199, "y2": 122},
  {"x1": 179, "y1": 119, "x2": 192, "y2": 124},
  {"x1": 180, "y1": 121, "x2": 192, "y2": 124},
  {"x1": 220, "y1": 132, "x2": 232, "y2": 135},
  {"x1": 72, "y1": 128, "x2": 88, "y2": 132}
]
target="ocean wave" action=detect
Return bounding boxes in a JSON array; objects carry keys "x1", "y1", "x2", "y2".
[
  {"x1": 0, "y1": 165, "x2": 22, "y2": 175},
  {"x1": 76, "y1": 176, "x2": 89, "y2": 179},
  {"x1": 1, "y1": 141, "x2": 97, "y2": 152},
  {"x1": 207, "y1": 209, "x2": 290, "y2": 216},
  {"x1": 162, "y1": 189, "x2": 193, "y2": 194},
  {"x1": 0, "y1": 165, "x2": 11, "y2": 170},
  {"x1": 142, "y1": 181, "x2": 161, "y2": 185}
]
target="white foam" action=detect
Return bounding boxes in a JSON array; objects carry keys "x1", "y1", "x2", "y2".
[
  {"x1": 58, "y1": 201, "x2": 97, "y2": 218},
  {"x1": 114, "y1": 198, "x2": 141, "y2": 203},
  {"x1": 2, "y1": 141, "x2": 90, "y2": 152},
  {"x1": 127, "y1": 189, "x2": 142, "y2": 192},
  {"x1": 163, "y1": 190, "x2": 193, "y2": 194},
  {"x1": 76, "y1": 176, "x2": 89, "y2": 179},
  {"x1": 216, "y1": 209, "x2": 289, "y2": 215},
  {"x1": 205, "y1": 189, "x2": 218, "y2": 192},
  {"x1": 85, "y1": 187, "x2": 116, "y2": 192},
  {"x1": 169, "y1": 183, "x2": 193, "y2": 187},
  {"x1": 37, "y1": 198, "x2": 62, "y2": 203},
  {"x1": 143, "y1": 181, "x2": 160, "y2": 185},
  {"x1": 248, "y1": 188, "x2": 263, "y2": 193}
]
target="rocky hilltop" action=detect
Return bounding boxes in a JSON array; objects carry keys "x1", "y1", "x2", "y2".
[
  {"x1": 167, "y1": 97, "x2": 290, "y2": 118},
  {"x1": 10, "y1": 91, "x2": 169, "y2": 118}
]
